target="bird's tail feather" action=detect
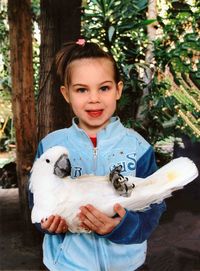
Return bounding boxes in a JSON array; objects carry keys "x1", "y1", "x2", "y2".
[{"x1": 114, "y1": 157, "x2": 198, "y2": 212}]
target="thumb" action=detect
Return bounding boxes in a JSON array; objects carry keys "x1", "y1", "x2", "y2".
[{"x1": 114, "y1": 203, "x2": 126, "y2": 219}]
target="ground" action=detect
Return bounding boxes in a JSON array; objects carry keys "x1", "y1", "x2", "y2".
[
  {"x1": 0, "y1": 188, "x2": 44, "y2": 271},
  {"x1": 0, "y1": 182, "x2": 200, "y2": 271}
]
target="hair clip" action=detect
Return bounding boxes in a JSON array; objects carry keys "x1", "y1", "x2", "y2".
[{"x1": 76, "y1": 39, "x2": 86, "y2": 46}]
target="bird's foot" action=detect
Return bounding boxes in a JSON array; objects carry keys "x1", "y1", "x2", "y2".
[{"x1": 109, "y1": 165, "x2": 135, "y2": 197}]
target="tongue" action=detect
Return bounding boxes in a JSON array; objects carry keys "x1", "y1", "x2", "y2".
[{"x1": 87, "y1": 110, "x2": 103, "y2": 117}]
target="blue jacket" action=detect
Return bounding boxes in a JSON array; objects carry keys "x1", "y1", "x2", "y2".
[{"x1": 31, "y1": 117, "x2": 166, "y2": 271}]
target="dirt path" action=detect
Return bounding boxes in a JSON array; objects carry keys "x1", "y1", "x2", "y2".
[{"x1": 0, "y1": 186, "x2": 200, "y2": 271}]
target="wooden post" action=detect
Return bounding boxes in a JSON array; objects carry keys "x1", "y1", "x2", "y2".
[
  {"x1": 38, "y1": 0, "x2": 82, "y2": 140},
  {"x1": 8, "y1": 0, "x2": 37, "y2": 242}
]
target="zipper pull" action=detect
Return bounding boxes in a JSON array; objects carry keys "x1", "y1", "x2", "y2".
[
  {"x1": 93, "y1": 147, "x2": 98, "y2": 172},
  {"x1": 93, "y1": 147, "x2": 98, "y2": 158}
]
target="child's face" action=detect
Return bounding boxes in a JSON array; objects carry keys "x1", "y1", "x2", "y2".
[{"x1": 61, "y1": 58, "x2": 123, "y2": 136}]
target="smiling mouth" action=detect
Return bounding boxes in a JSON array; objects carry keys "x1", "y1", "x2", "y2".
[{"x1": 86, "y1": 110, "x2": 103, "y2": 118}]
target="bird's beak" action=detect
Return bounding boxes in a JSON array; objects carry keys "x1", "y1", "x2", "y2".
[{"x1": 54, "y1": 154, "x2": 71, "y2": 178}]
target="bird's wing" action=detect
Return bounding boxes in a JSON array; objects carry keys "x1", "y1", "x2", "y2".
[{"x1": 114, "y1": 157, "x2": 198, "y2": 211}]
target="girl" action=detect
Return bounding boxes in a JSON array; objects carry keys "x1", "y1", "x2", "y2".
[{"x1": 31, "y1": 40, "x2": 166, "y2": 271}]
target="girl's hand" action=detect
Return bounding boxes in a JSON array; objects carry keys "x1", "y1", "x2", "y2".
[
  {"x1": 79, "y1": 203, "x2": 126, "y2": 235},
  {"x1": 41, "y1": 215, "x2": 68, "y2": 234}
]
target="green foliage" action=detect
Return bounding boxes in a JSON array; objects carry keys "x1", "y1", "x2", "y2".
[
  {"x1": 0, "y1": 5, "x2": 13, "y2": 148},
  {"x1": 82, "y1": 0, "x2": 200, "y2": 157},
  {"x1": 148, "y1": 0, "x2": 200, "y2": 141},
  {"x1": 31, "y1": 0, "x2": 40, "y2": 20},
  {"x1": 31, "y1": 0, "x2": 40, "y2": 98},
  {"x1": 0, "y1": 88, "x2": 14, "y2": 150},
  {"x1": 82, "y1": 0, "x2": 152, "y2": 124},
  {"x1": 0, "y1": 7, "x2": 10, "y2": 93}
]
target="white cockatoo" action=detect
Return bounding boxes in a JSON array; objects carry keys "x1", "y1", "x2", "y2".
[{"x1": 29, "y1": 146, "x2": 198, "y2": 233}]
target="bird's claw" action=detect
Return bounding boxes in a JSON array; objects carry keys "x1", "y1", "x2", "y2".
[{"x1": 109, "y1": 165, "x2": 135, "y2": 197}]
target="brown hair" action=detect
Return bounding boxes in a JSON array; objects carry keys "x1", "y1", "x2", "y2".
[{"x1": 55, "y1": 41, "x2": 121, "y2": 86}]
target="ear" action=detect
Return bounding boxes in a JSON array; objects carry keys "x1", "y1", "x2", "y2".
[
  {"x1": 60, "y1": 86, "x2": 70, "y2": 103},
  {"x1": 116, "y1": 81, "x2": 123, "y2": 100}
]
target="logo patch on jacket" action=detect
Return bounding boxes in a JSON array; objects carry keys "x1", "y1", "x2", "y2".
[
  {"x1": 72, "y1": 166, "x2": 83, "y2": 178},
  {"x1": 109, "y1": 152, "x2": 136, "y2": 175}
]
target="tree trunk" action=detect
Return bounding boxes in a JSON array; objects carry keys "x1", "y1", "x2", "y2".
[
  {"x1": 38, "y1": 0, "x2": 82, "y2": 141},
  {"x1": 8, "y1": 0, "x2": 37, "y2": 241}
]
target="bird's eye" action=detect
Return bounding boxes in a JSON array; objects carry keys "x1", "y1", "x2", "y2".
[{"x1": 46, "y1": 159, "x2": 50, "y2": 163}]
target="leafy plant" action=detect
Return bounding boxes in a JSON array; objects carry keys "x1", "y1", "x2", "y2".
[
  {"x1": 82, "y1": 0, "x2": 200, "y2": 144},
  {"x1": 0, "y1": 7, "x2": 10, "y2": 93},
  {"x1": 149, "y1": 0, "x2": 200, "y2": 141},
  {"x1": 31, "y1": 0, "x2": 40, "y2": 98},
  {"x1": 0, "y1": 5, "x2": 13, "y2": 149}
]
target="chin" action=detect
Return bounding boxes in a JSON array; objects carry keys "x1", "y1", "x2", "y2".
[{"x1": 91, "y1": 119, "x2": 110, "y2": 129}]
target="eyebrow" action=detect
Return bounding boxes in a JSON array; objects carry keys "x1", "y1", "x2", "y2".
[{"x1": 72, "y1": 81, "x2": 113, "y2": 87}]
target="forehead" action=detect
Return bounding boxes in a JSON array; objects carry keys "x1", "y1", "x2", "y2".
[{"x1": 67, "y1": 58, "x2": 115, "y2": 84}]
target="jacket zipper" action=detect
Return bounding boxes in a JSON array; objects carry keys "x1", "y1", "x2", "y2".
[
  {"x1": 93, "y1": 147, "x2": 98, "y2": 173},
  {"x1": 93, "y1": 149, "x2": 107, "y2": 271}
]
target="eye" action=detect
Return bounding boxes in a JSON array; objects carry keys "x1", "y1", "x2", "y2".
[
  {"x1": 77, "y1": 88, "x2": 87, "y2": 93},
  {"x1": 100, "y1": 85, "x2": 109, "y2": 92},
  {"x1": 46, "y1": 159, "x2": 50, "y2": 163}
]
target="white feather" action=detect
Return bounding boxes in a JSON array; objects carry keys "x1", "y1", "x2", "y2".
[{"x1": 30, "y1": 146, "x2": 199, "y2": 233}]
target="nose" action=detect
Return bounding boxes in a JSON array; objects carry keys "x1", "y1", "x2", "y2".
[{"x1": 89, "y1": 90, "x2": 100, "y2": 103}]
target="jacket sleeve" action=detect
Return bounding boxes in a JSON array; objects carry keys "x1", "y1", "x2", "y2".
[{"x1": 100, "y1": 147, "x2": 166, "y2": 244}]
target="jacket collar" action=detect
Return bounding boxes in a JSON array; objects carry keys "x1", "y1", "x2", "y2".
[{"x1": 70, "y1": 116, "x2": 125, "y2": 145}]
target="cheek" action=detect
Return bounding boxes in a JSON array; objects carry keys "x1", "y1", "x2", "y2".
[
  {"x1": 108, "y1": 93, "x2": 119, "y2": 105},
  {"x1": 105, "y1": 98, "x2": 117, "y2": 113},
  {"x1": 70, "y1": 99, "x2": 84, "y2": 112}
]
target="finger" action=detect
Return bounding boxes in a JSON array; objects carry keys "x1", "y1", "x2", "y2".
[
  {"x1": 79, "y1": 205, "x2": 105, "y2": 232},
  {"x1": 81, "y1": 219, "x2": 96, "y2": 231},
  {"x1": 82, "y1": 204, "x2": 108, "y2": 222},
  {"x1": 80, "y1": 205, "x2": 120, "y2": 234},
  {"x1": 61, "y1": 219, "x2": 68, "y2": 233},
  {"x1": 80, "y1": 205, "x2": 105, "y2": 228},
  {"x1": 78, "y1": 212, "x2": 93, "y2": 231},
  {"x1": 62, "y1": 220, "x2": 68, "y2": 233},
  {"x1": 41, "y1": 215, "x2": 55, "y2": 230},
  {"x1": 114, "y1": 203, "x2": 126, "y2": 218},
  {"x1": 47, "y1": 215, "x2": 62, "y2": 233},
  {"x1": 82, "y1": 215, "x2": 118, "y2": 235},
  {"x1": 80, "y1": 221, "x2": 92, "y2": 232},
  {"x1": 55, "y1": 219, "x2": 68, "y2": 234}
]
